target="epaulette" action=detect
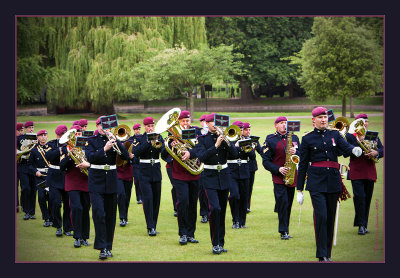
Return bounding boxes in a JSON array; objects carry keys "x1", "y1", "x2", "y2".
[{"x1": 303, "y1": 130, "x2": 313, "y2": 136}]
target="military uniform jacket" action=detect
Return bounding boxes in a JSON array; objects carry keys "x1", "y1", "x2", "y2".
[
  {"x1": 130, "y1": 135, "x2": 142, "y2": 177},
  {"x1": 45, "y1": 139, "x2": 66, "y2": 189},
  {"x1": 132, "y1": 132, "x2": 165, "y2": 183},
  {"x1": 296, "y1": 128, "x2": 354, "y2": 193},
  {"x1": 245, "y1": 137, "x2": 262, "y2": 172},
  {"x1": 28, "y1": 143, "x2": 50, "y2": 176},
  {"x1": 193, "y1": 131, "x2": 238, "y2": 190},
  {"x1": 345, "y1": 133, "x2": 384, "y2": 182},
  {"x1": 84, "y1": 133, "x2": 129, "y2": 193},
  {"x1": 262, "y1": 132, "x2": 300, "y2": 186},
  {"x1": 59, "y1": 146, "x2": 88, "y2": 192},
  {"x1": 226, "y1": 139, "x2": 255, "y2": 180}
]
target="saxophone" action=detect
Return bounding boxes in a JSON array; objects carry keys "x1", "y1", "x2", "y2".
[{"x1": 283, "y1": 132, "x2": 300, "y2": 185}]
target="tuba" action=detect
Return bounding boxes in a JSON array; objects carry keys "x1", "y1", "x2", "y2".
[
  {"x1": 348, "y1": 118, "x2": 379, "y2": 163},
  {"x1": 113, "y1": 124, "x2": 132, "y2": 167},
  {"x1": 283, "y1": 131, "x2": 300, "y2": 185},
  {"x1": 59, "y1": 129, "x2": 89, "y2": 176},
  {"x1": 155, "y1": 108, "x2": 204, "y2": 175},
  {"x1": 328, "y1": 116, "x2": 350, "y2": 139},
  {"x1": 17, "y1": 133, "x2": 37, "y2": 162}
]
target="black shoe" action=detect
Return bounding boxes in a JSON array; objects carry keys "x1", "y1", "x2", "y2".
[
  {"x1": 148, "y1": 228, "x2": 157, "y2": 236},
  {"x1": 201, "y1": 215, "x2": 208, "y2": 223},
  {"x1": 219, "y1": 246, "x2": 227, "y2": 253},
  {"x1": 240, "y1": 225, "x2": 248, "y2": 229},
  {"x1": 74, "y1": 239, "x2": 81, "y2": 248},
  {"x1": 358, "y1": 226, "x2": 366, "y2": 235},
  {"x1": 137, "y1": 200, "x2": 143, "y2": 204},
  {"x1": 106, "y1": 249, "x2": 113, "y2": 258},
  {"x1": 17, "y1": 207, "x2": 19, "y2": 213},
  {"x1": 179, "y1": 235, "x2": 188, "y2": 245},
  {"x1": 29, "y1": 215, "x2": 36, "y2": 219},
  {"x1": 247, "y1": 208, "x2": 251, "y2": 213},
  {"x1": 43, "y1": 219, "x2": 51, "y2": 227},
  {"x1": 281, "y1": 232, "x2": 290, "y2": 240},
  {"x1": 232, "y1": 222, "x2": 239, "y2": 229},
  {"x1": 174, "y1": 211, "x2": 177, "y2": 217},
  {"x1": 23, "y1": 214, "x2": 30, "y2": 220},
  {"x1": 187, "y1": 237, "x2": 199, "y2": 243},
  {"x1": 364, "y1": 227, "x2": 370, "y2": 234},
  {"x1": 212, "y1": 245, "x2": 222, "y2": 254},
  {"x1": 80, "y1": 239, "x2": 90, "y2": 246},
  {"x1": 99, "y1": 249, "x2": 108, "y2": 260},
  {"x1": 319, "y1": 257, "x2": 329, "y2": 262},
  {"x1": 120, "y1": 219, "x2": 127, "y2": 227},
  {"x1": 56, "y1": 228, "x2": 62, "y2": 237},
  {"x1": 64, "y1": 231, "x2": 73, "y2": 236}
]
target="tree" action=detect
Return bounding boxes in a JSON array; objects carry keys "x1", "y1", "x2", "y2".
[
  {"x1": 131, "y1": 44, "x2": 243, "y2": 120},
  {"x1": 289, "y1": 17, "x2": 383, "y2": 117}
]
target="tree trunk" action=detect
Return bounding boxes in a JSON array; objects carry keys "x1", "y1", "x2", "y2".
[
  {"x1": 200, "y1": 84, "x2": 205, "y2": 99},
  {"x1": 350, "y1": 95, "x2": 355, "y2": 118},
  {"x1": 342, "y1": 96, "x2": 346, "y2": 117},
  {"x1": 289, "y1": 82, "x2": 294, "y2": 98},
  {"x1": 189, "y1": 90, "x2": 194, "y2": 122},
  {"x1": 240, "y1": 79, "x2": 254, "y2": 101}
]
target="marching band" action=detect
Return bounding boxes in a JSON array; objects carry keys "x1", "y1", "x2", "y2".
[{"x1": 16, "y1": 107, "x2": 384, "y2": 261}]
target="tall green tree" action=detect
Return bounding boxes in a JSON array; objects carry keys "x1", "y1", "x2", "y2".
[{"x1": 289, "y1": 17, "x2": 383, "y2": 117}]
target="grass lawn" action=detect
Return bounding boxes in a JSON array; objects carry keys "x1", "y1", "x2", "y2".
[{"x1": 16, "y1": 112, "x2": 384, "y2": 262}]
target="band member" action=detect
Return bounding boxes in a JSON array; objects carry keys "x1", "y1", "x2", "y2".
[
  {"x1": 227, "y1": 121, "x2": 255, "y2": 229},
  {"x1": 18, "y1": 121, "x2": 37, "y2": 220},
  {"x1": 169, "y1": 110, "x2": 200, "y2": 245},
  {"x1": 79, "y1": 119, "x2": 88, "y2": 131},
  {"x1": 28, "y1": 129, "x2": 53, "y2": 227},
  {"x1": 46, "y1": 125, "x2": 73, "y2": 237},
  {"x1": 133, "y1": 117, "x2": 165, "y2": 236},
  {"x1": 198, "y1": 114, "x2": 209, "y2": 223},
  {"x1": 193, "y1": 113, "x2": 238, "y2": 254},
  {"x1": 16, "y1": 123, "x2": 24, "y2": 213},
  {"x1": 131, "y1": 123, "x2": 143, "y2": 204},
  {"x1": 296, "y1": 107, "x2": 362, "y2": 262},
  {"x1": 60, "y1": 125, "x2": 91, "y2": 248},
  {"x1": 262, "y1": 116, "x2": 300, "y2": 239},
  {"x1": 73, "y1": 120, "x2": 80, "y2": 127},
  {"x1": 345, "y1": 113, "x2": 384, "y2": 235},
  {"x1": 242, "y1": 122, "x2": 261, "y2": 213},
  {"x1": 84, "y1": 116, "x2": 130, "y2": 259},
  {"x1": 161, "y1": 147, "x2": 177, "y2": 217}
]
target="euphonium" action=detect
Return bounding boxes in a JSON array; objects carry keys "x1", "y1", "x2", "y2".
[
  {"x1": 154, "y1": 108, "x2": 203, "y2": 175},
  {"x1": 348, "y1": 118, "x2": 379, "y2": 163},
  {"x1": 113, "y1": 124, "x2": 133, "y2": 167},
  {"x1": 59, "y1": 129, "x2": 89, "y2": 176},
  {"x1": 283, "y1": 131, "x2": 300, "y2": 185}
]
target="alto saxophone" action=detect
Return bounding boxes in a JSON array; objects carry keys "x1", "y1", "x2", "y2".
[{"x1": 283, "y1": 132, "x2": 300, "y2": 185}]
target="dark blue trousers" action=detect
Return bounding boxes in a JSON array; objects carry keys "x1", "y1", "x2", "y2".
[
  {"x1": 204, "y1": 188, "x2": 229, "y2": 247},
  {"x1": 166, "y1": 168, "x2": 177, "y2": 212},
  {"x1": 36, "y1": 177, "x2": 51, "y2": 220},
  {"x1": 273, "y1": 183, "x2": 295, "y2": 233},
  {"x1": 133, "y1": 176, "x2": 142, "y2": 202},
  {"x1": 174, "y1": 179, "x2": 199, "y2": 237},
  {"x1": 351, "y1": 179, "x2": 375, "y2": 228},
  {"x1": 229, "y1": 178, "x2": 249, "y2": 226},
  {"x1": 49, "y1": 187, "x2": 72, "y2": 232},
  {"x1": 19, "y1": 166, "x2": 36, "y2": 215},
  {"x1": 309, "y1": 191, "x2": 339, "y2": 258},
  {"x1": 117, "y1": 179, "x2": 133, "y2": 221},
  {"x1": 198, "y1": 176, "x2": 209, "y2": 217},
  {"x1": 247, "y1": 171, "x2": 255, "y2": 210},
  {"x1": 139, "y1": 178, "x2": 161, "y2": 230},
  {"x1": 68, "y1": 190, "x2": 90, "y2": 240},
  {"x1": 90, "y1": 192, "x2": 117, "y2": 250}
]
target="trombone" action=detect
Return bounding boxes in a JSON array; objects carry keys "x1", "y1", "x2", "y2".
[{"x1": 214, "y1": 125, "x2": 241, "y2": 145}]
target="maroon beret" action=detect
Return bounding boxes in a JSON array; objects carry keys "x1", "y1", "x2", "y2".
[
  {"x1": 243, "y1": 122, "x2": 251, "y2": 129},
  {"x1": 70, "y1": 125, "x2": 82, "y2": 131},
  {"x1": 355, "y1": 113, "x2": 368, "y2": 120},
  {"x1": 16, "y1": 123, "x2": 23, "y2": 130},
  {"x1": 312, "y1": 107, "x2": 327, "y2": 117},
  {"x1": 179, "y1": 110, "x2": 191, "y2": 120},
  {"x1": 199, "y1": 114, "x2": 207, "y2": 121},
  {"x1": 96, "y1": 116, "x2": 106, "y2": 125},
  {"x1": 37, "y1": 129, "x2": 47, "y2": 136},
  {"x1": 73, "y1": 120, "x2": 80, "y2": 126},
  {"x1": 24, "y1": 121, "x2": 34, "y2": 128},
  {"x1": 232, "y1": 120, "x2": 244, "y2": 128},
  {"x1": 274, "y1": 116, "x2": 288, "y2": 124},
  {"x1": 143, "y1": 117, "x2": 155, "y2": 125},
  {"x1": 132, "y1": 123, "x2": 141, "y2": 130},
  {"x1": 205, "y1": 113, "x2": 216, "y2": 122},
  {"x1": 79, "y1": 119, "x2": 88, "y2": 127},
  {"x1": 55, "y1": 125, "x2": 68, "y2": 136}
]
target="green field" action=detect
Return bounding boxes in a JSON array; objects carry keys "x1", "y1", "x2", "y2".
[{"x1": 16, "y1": 112, "x2": 384, "y2": 262}]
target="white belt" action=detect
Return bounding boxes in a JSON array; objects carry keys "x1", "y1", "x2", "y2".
[
  {"x1": 140, "y1": 159, "x2": 160, "y2": 164},
  {"x1": 90, "y1": 164, "x2": 116, "y2": 170},
  {"x1": 49, "y1": 164, "x2": 60, "y2": 170},
  {"x1": 21, "y1": 155, "x2": 29, "y2": 159},
  {"x1": 203, "y1": 163, "x2": 228, "y2": 171},
  {"x1": 37, "y1": 168, "x2": 48, "y2": 173},
  {"x1": 227, "y1": 159, "x2": 248, "y2": 164}
]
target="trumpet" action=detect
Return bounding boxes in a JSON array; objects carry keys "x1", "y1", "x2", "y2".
[
  {"x1": 214, "y1": 124, "x2": 241, "y2": 145},
  {"x1": 152, "y1": 140, "x2": 162, "y2": 149},
  {"x1": 328, "y1": 116, "x2": 350, "y2": 139},
  {"x1": 105, "y1": 130, "x2": 122, "y2": 155}
]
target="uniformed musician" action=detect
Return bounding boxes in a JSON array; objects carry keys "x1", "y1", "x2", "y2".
[
  {"x1": 198, "y1": 114, "x2": 209, "y2": 223},
  {"x1": 16, "y1": 123, "x2": 24, "y2": 213},
  {"x1": 84, "y1": 116, "x2": 130, "y2": 259},
  {"x1": 131, "y1": 123, "x2": 143, "y2": 204},
  {"x1": 28, "y1": 129, "x2": 53, "y2": 227},
  {"x1": 60, "y1": 125, "x2": 91, "y2": 248},
  {"x1": 132, "y1": 117, "x2": 165, "y2": 236},
  {"x1": 345, "y1": 113, "x2": 384, "y2": 235},
  {"x1": 193, "y1": 113, "x2": 238, "y2": 254},
  {"x1": 46, "y1": 125, "x2": 73, "y2": 237},
  {"x1": 296, "y1": 107, "x2": 362, "y2": 262},
  {"x1": 262, "y1": 116, "x2": 300, "y2": 240},
  {"x1": 79, "y1": 119, "x2": 88, "y2": 131}
]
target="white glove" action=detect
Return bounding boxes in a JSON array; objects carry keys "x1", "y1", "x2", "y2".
[
  {"x1": 352, "y1": 146, "x2": 362, "y2": 157},
  {"x1": 297, "y1": 191, "x2": 304, "y2": 205}
]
